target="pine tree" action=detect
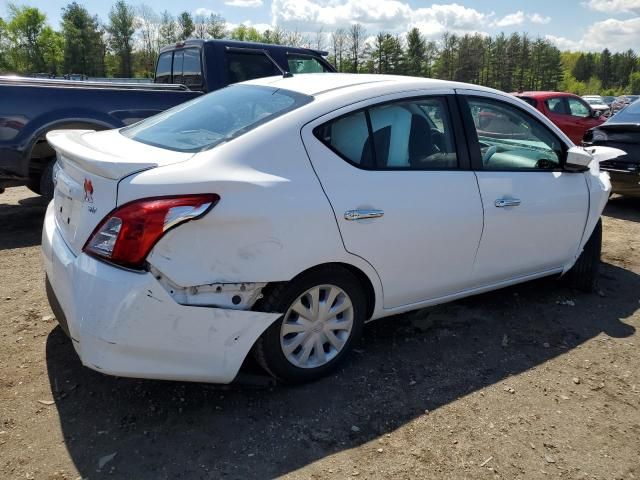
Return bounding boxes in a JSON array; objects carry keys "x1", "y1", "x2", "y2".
[
  {"x1": 106, "y1": 0, "x2": 136, "y2": 77},
  {"x1": 61, "y1": 2, "x2": 105, "y2": 76},
  {"x1": 177, "y1": 11, "x2": 194, "y2": 40}
]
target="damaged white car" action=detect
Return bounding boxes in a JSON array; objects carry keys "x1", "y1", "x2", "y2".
[{"x1": 42, "y1": 74, "x2": 618, "y2": 384}]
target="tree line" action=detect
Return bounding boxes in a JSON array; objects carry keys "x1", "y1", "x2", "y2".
[{"x1": 0, "y1": 1, "x2": 638, "y2": 95}]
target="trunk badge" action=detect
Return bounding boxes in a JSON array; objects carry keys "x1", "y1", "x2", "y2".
[{"x1": 83, "y1": 179, "x2": 94, "y2": 203}]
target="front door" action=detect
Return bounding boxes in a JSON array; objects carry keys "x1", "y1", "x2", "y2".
[
  {"x1": 302, "y1": 92, "x2": 484, "y2": 309},
  {"x1": 458, "y1": 93, "x2": 589, "y2": 286}
]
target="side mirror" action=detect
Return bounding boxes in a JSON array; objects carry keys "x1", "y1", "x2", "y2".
[
  {"x1": 565, "y1": 146, "x2": 592, "y2": 171},
  {"x1": 592, "y1": 109, "x2": 602, "y2": 119}
]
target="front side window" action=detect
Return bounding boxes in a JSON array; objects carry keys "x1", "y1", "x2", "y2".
[
  {"x1": 315, "y1": 97, "x2": 458, "y2": 170},
  {"x1": 287, "y1": 55, "x2": 330, "y2": 73},
  {"x1": 122, "y1": 85, "x2": 312, "y2": 153},
  {"x1": 226, "y1": 52, "x2": 280, "y2": 83},
  {"x1": 467, "y1": 97, "x2": 562, "y2": 170},
  {"x1": 567, "y1": 97, "x2": 591, "y2": 117},
  {"x1": 155, "y1": 52, "x2": 172, "y2": 84}
]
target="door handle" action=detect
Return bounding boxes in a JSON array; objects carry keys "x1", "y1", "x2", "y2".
[
  {"x1": 495, "y1": 198, "x2": 521, "y2": 208},
  {"x1": 344, "y1": 209, "x2": 384, "y2": 221}
]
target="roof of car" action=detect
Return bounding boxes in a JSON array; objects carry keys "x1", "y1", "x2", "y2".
[
  {"x1": 514, "y1": 91, "x2": 580, "y2": 99},
  {"x1": 243, "y1": 73, "x2": 496, "y2": 98},
  {"x1": 159, "y1": 38, "x2": 327, "y2": 57}
]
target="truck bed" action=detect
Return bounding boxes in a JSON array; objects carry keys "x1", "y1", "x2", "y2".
[{"x1": 0, "y1": 76, "x2": 190, "y2": 91}]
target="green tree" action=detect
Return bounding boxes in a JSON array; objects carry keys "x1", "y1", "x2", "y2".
[
  {"x1": 405, "y1": 27, "x2": 425, "y2": 76},
  {"x1": 230, "y1": 25, "x2": 262, "y2": 42},
  {"x1": 177, "y1": 11, "x2": 194, "y2": 40},
  {"x1": 0, "y1": 17, "x2": 9, "y2": 71},
  {"x1": 107, "y1": 0, "x2": 136, "y2": 77},
  {"x1": 630, "y1": 72, "x2": 640, "y2": 94},
  {"x1": 207, "y1": 14, "x2": 226, "y2": 39},
  {"x1": 5, "y1": 4, "x2": 48, "y2": 73},
  {"x1": 600, "y1": 48, "x2": 612, "y2": 89},
  {"x1": 40, "y1": 26, "x2": 63, "y2": 75},
  {"x1": 61, "y1": 2, "x2": 105, "y2": 76},
  {"x1": 158, "y1": 11, "x2": 177, "y2": 46}
]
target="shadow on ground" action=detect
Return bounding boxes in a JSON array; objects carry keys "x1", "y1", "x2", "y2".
[
  {"x1": 603, "y1": 195, "x2": 640, "y2": 223},
  {"x1": 45, "y1": 261, "x2": 638, "y2": 479},
  {"x1": 0, "y1": 195, "x2": 47, "y2": 250}
]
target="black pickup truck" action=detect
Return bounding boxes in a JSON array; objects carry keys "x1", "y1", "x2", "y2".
[{"x1": 0, "y1": 39, "x2": 334, "y2": 197}]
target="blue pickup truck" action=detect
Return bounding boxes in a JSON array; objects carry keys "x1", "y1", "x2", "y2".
[{"x1": 0, "y1": 39, "x2": 334, "y2": 197}]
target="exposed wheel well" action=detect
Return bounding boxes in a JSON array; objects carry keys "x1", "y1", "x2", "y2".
[
  {"x1": 28, "y1": 122, "x2": 110, "y2": 178},
  {"x1": 258, "y1": 262, "x2": 376, "y2": 320}
]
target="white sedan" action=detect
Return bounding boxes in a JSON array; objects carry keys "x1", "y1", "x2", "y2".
[{"x1": 43, "y1": 74, "x2": 616, "y2": 384}]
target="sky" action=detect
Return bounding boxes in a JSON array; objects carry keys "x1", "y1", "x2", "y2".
[{"x1": 2, "y1": 0, "x2": 640, "y2": 52}]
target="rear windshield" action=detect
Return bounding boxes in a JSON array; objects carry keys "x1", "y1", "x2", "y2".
[
  {"x1": 122, "y1": 85, "x2": 312, "y2": 152},
  {"x1": 611, "y1": 100, "x2": 640, "y2": 123}
]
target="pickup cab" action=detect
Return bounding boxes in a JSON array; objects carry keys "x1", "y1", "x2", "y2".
[
  {"x1": 0, "y1": 39, "x2": 334, "y2": 197},
  {"x1": 513, "y1": 91, "x2": 605, "y2": 144}
]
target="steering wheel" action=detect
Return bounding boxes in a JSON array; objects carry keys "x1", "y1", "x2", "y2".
[{"x1": 483, "y1": 145, "x2": 498, "y2": 165}]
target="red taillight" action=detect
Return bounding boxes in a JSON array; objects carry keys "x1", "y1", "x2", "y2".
[{"x1": 84, "y1": 194, "x2": 219, "y2": 270}]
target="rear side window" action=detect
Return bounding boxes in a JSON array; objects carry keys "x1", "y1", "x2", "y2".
[
  {"x1": 226, "y1": 52, "x2": 280, "y2": 83},
  {"x1": 182, "y1": 48, "x2": 203, "y2": 88},
  {"x1": 172, "y1": 51, "x2": 184, "y2": 85},
  {"x1": 287, "y1": 55, "x2": 330, "y2": 73},
  {"x1": 155, "y1": 52, "x2": 172, "y2": 83},
  {"x1": 122, "y1": 85, "x2": 312, "y2": 153},
  {"x1": 315, "y1": 97, "x2": 458, "y2": 170}
]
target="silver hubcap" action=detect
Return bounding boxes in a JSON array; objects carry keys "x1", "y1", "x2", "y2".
[{"x1": 280, "y1": 284, "x2": 354, "y2": 369}]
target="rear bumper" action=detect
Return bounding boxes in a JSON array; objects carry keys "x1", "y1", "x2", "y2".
[{"x1": 41, "y1": 203, "x2": 280, "y2": 383}]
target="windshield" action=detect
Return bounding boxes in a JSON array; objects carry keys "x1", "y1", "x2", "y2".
[{"x1": 122, "y1": 85, "x2": 312, "y2": 152}]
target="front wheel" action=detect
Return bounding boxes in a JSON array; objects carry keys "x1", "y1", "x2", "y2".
[
  {"x1": 254, "y1": 266, "x2": 366, "y2": 384},
  {"x1": 566, "y1": 219, "x2": 602, "y2": 292}
]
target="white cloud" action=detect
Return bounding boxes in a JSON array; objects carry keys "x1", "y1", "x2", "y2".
[
  {"x1": 583, "y1": 0, "x2": 640, "y2": 14},
  {"x1": 194, "y1": 8, "x2": 216, "y2": 16},
  {"x1": 529, "y1": 13, "x2": 551, "y2": 24},
  {"x1": 493, "y1": 11, "x2": 524, "y2": 27},
  {"x1": 225, "y1": 0, "x2": 263, "y2": 7},
  {"x1": 547, "y1": 16, "x2": 640, "y2": 51},
  {"x1": 271, "y1": 0, "x2": 493, "y2": 39}
]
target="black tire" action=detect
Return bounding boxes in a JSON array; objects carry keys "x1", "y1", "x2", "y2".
[
  {"x1": 26, "y1": 177, "x2": 42, "y2": 195},
  {"x1": 566, "y1": 219, "x2": 602, "y2": 292},
  {"x1": 39, "y1": 160, "x2": 55, "y2": 201},
  {"x1": 253, "y1": 266, "x2": 366, "y2": 384}
]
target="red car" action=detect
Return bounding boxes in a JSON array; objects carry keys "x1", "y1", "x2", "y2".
[{"x1": 513, "y1": 91, "x2": 605, "y2": 144}]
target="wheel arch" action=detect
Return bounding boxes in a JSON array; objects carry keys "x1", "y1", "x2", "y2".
[
  {"x1": 27, "y1": 118, "x2": 116, "y2": 177},
  {"x1": 259, "y1": 262, "x2": 377, "y2": 321}
]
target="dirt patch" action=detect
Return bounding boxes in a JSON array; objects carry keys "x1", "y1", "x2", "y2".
[{"x1": 1, "y1": 187, "x2": 639, "y2": 479}]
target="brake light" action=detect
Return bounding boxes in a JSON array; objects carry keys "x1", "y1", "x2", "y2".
[{"x1": 84, "y1": 194, "x2": 219, "y2": 269}]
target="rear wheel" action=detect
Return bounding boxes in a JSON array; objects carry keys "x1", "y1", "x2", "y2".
[
  {"x1": 566, "y1": 219, "x2": 602, "y2": 292},
  {"x1": 38, "y1": 160, "x2": 55, "y2": 201},
  {"x1": 254, "y1": 266, "x2": 366, "y2": 384}
]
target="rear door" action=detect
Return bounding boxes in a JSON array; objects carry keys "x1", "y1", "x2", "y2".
[
  {"x1": 457, "y1": 91, "x2": 589, "y2": 285},
  {"x1": 302, "y1": 91, "x2": 484, "y2": 309}
]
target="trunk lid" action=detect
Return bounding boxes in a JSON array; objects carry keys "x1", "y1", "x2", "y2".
[{"x1": 47, "y1": 129, "x2": 193, "y2": 255}]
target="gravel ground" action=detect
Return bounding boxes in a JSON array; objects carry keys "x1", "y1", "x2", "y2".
[{"x1": 1, "y1": 186, "x2": 639, "y2": 480}]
